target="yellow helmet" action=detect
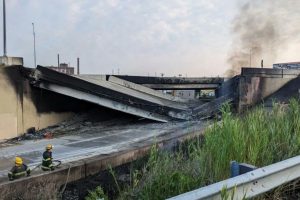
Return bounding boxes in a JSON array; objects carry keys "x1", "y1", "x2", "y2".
[
  {"x1": 46, "y1": 144, "x2": 53, "y2": 150},
  {"x1": 15, "y1": 157, "x2": 23, "y2": 165}
]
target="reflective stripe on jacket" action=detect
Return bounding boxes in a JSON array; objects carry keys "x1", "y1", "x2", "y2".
[
  {"x1": 42, "y1": 151, "x2": 53, "y2": 168},
  {"x1": 8, "y1": 164, "x2": 30, "y2": 180}
]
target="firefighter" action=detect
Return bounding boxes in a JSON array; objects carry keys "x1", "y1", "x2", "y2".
[
  {"x1": 41, "y1": 144, "x2": 55, "y2": 171},
  {"x1": 8, "y1": 157, "x2": 30, "y2": 181}
]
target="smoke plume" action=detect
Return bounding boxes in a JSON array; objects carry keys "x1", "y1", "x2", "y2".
[{"x1": 227, "y1": 0, "x2": 300, "y2": 76}]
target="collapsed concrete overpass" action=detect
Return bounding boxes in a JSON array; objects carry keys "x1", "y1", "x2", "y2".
[
  {"x1": 0, "y1": 64, "x2": 228, "y2": 141},
  {"x1": 1, "y1": 66, "x2": 300, "y2": 199},
  {"x1": 30, "y1": 66, "x2": 224, "y2": 122},
  {"x1": 39, "y1": 66, "x2": 295, "y2": 122},
  {"x1": 2, "y1": 64, "x2": 298, "y2": 141}
]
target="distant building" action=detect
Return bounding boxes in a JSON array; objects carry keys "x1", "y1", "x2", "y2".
[
  {"x1": 46, "y1": 63, "x2": 74, "y2": 75},
  {"x1": 273, "y1": 62, "x2": 300, "y2": 69}
]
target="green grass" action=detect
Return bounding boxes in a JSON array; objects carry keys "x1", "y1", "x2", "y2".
[
  {"x1": 87, "y1": 99, "x2": 300, "y2": 200},
  {"x1": 85, "y1": 186, "x2": 108, "y2": 200}
]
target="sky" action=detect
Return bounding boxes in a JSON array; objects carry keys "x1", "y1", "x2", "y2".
[{"x1": 1, "y1": 0, "x2": 290, "y2": 76}]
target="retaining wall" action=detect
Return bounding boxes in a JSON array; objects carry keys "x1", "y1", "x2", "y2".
[
  {"x1": 238, "y1": 68, "x2": 300, "y2": 111},
  {"x1": 0, "y1": 65, "x2": 75, "y2": 140}
]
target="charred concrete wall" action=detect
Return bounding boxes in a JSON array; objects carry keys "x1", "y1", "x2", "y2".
[
  {"x1": 238, "y1": 68, "x2": 300, "y2": 111},
  {"x1": 0, "y1": 65, "x2": 81, "y2": 140}
]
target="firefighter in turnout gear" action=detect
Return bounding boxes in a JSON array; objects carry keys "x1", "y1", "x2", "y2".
[
  {"x1": 8, "y1": 157, "x2": 30, "y2": 181},
  {"x1": 41, "y1": 144, "x2": 54, "y2": 171}
]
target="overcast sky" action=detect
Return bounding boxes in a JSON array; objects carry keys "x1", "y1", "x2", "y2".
[{"x1": 1, "y1": 0, "x2": 289, "y2": 76}]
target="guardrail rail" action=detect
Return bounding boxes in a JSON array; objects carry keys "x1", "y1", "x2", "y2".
[{"x1": 168, "y1": 155, "x2": 300, "y2": 200}]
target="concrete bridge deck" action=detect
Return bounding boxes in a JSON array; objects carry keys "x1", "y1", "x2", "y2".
[
  {"x1": 31, "y1": 66, "x2": 201, "y2": 122},
  {"x1": 0, "y1": 117, "x2": 208, "y2": 199},
  {"x1": 113, "y1": 75, "x2": 224, "y2": 85}
]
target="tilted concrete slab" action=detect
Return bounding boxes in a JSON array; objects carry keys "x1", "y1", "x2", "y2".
[
  {"x1": 107, "y1": 75, "x2": 188, "y2": 102},
  {"x1": 38, "y1": 82, "x2": 170, "y2": 122},
  {"x1": 75, "y1": 75, "x2": 190, "y2": 107},
  {"x1": 31, "y1": 66, "x2": 197, "y2": 122},
  {"x1": 75, "y1": 75, "x2": 186, "y2": 102}
]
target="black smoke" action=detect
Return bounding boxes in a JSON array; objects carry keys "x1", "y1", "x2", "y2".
[{"x1": 227, "y1": 0, "x2": 300, "y2": 76}]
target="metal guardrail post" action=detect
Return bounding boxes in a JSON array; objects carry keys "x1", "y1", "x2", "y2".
[
  {"x1": 230, "y1": 161, "x2": 240, "y2": 177},
  {"x1": 231, "y1": 161, "x2": 256, "y2": 177}
]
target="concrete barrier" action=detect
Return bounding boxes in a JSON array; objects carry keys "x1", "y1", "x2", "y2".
[{"x1": 0, "y1": 56, "x2": 23, "y2": 66}]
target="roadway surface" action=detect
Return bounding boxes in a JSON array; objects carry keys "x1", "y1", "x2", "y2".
[{"x1": 0, "y1": 116, "x2": 208, "y2": 183}]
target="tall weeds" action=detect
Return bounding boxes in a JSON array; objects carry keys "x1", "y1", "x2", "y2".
[{"x1": 88, "y1": 99, "x2": 300, "y2": 200}]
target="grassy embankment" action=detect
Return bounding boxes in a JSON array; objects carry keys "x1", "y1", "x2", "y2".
[{"x1": 86, "y1": 99, "x2": 300, "y2": 200}]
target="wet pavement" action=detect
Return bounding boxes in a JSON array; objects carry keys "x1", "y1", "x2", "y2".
[{"x1": 0, "y1": 118, "x2": 208, "y2": 182}]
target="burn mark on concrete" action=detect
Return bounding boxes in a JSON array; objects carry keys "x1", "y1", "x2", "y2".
[
  {"x1": 2, "y1": 65, "x2": 135, "y2": 121},
  {"x1": 264, "y1": 77, "x2": 300, "y2": 104},
  {"x1": 2, "y1": 66, "x2": 25, "y2": 97},
  {"x1": 33, "y1": 66, "x2": 188, "y2": 120}
]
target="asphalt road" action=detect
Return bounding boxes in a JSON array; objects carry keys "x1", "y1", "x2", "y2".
[{"x1": 0, "y1": 118, "x2": 207, "y2": 182}]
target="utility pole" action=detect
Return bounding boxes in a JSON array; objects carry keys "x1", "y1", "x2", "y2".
[
  {"x1": 32, "y1": 23, "x2": 36, "y2": 67},
  {"x1": 57, "y1": 54, "x2": 60, "y2": 67},
  {"x1": 3, "y1": 0, "x2": 7, "y2": 56},
  {"x1": 249, "y1": 48, "x2": 252, "y2": 68},
  {"x1": 77, "y1": 57, "x2": 80, "y2": 75}
]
